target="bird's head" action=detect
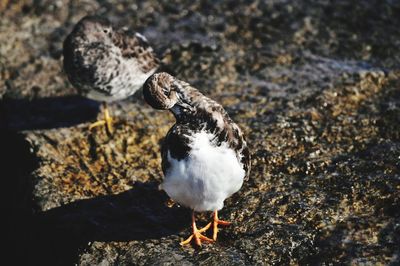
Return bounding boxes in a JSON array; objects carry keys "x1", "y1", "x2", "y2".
[
  {"x1": 74, "y1": 15, "x2": 114, "y2": 43},
  {"x1": 143, "y1": 73, "x2": 194, "y2": 117},
  {"x1": 143, "y1": 72, "x2": 178, "y2": 110}
]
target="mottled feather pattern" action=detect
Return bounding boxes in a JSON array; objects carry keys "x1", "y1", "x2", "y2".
[
  {"x1": 160, "y1": 77, "x2": 251, "y2": 180},
  {"x1": 63, "y1": 16, "x2": 159, "y2": 102},
  {"x1": 112, "y1": 30, "x2": 160, "y2": 73},
  {"x1": 144, "y1": 72, "x2": 250, "y2": 215}
]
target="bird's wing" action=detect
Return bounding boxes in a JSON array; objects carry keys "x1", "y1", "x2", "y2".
[
  {"x1": 112, "y1": 30, "x2": 160, "y2": 73},
  {"x1": 161, "y1": 124, "x2": 192, "y2": 175}
]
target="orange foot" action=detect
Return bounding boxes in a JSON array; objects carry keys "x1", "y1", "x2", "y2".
[
  {"x1": 211, "y1": 210, "x2": 231, "y2": 241},
  {"x1": 180, "y1": 212, "x2": 214, "y2": 247},
  {"x1": 89, "y1": 102, "x2": 114, "y2": 134}
]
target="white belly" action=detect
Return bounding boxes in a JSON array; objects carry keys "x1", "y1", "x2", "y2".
[{"x1": 161, "y1": 132, "x2": 245, "y2": 212}]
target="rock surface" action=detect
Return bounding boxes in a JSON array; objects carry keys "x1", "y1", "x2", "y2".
[{"x1": 1, "y1": 1, "x2": 400, "y2": 265}]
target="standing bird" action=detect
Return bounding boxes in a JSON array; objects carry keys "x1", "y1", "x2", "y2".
[
  {"x1": 63, "y1": 16, "x2": 159, "y2": 133},
  {"x1": 143, "y1": 72, "x2": 251, "y2": 246}
]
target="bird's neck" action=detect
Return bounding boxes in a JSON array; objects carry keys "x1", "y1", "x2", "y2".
[{"x1": 170, "y1": 83, "x2": 233, "y2": 138}]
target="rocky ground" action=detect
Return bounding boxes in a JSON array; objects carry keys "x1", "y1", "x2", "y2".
[{"x1": 1, "y1": 0, "x2": 400, "y2": 265}]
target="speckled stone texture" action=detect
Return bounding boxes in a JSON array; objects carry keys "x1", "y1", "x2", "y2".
[{"x1": 1, "y1": 1, "x2": 399, "y2": 265}]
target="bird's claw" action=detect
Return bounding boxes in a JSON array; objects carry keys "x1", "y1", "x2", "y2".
[
  {"x1": 212, "y1": 211, "x2": 231, "y2": 241},
  {"x1": 89, "y1": 104, "x2": 114, "y2": 134},
  {"x1": 180, "y1": 221, "x2": 213, "y2": 247}
]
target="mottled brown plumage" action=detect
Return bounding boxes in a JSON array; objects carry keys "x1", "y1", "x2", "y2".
[
  {"x1": 143, "y1": 72, "x2": 251, "y2": 180},
  {"x1": 143, "y1": 72, "x2": 251, "y2": 247},
  {"x1": 63, "y1": 15, "x2": 159, "y2": 102}
]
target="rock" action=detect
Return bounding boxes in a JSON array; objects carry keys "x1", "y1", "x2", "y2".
[{"x1": 1, "y1": 0, "x2": 399, "y2": 265}]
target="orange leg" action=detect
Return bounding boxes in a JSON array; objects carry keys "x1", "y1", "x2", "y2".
[
  {"x1": 89, "y1": 102, "x2": 114, "y2": 134},
  {"x1": 211, "y1": 210, "x2": 231, "y2": 241},
  {"x1": 180, "y1": 212, "x2": 213, "y2": 247}
]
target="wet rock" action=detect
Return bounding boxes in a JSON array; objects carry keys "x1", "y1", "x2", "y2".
[{"x1": 1, "y1": 0, "x2": 399, "y2": 265}]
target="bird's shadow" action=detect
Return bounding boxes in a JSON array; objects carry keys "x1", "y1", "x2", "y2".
[
  {"x1": 28, "y1": 182, "x2": 190, "y2": 264},
  {"x1": 1, "y1": 130, "x2": 190, "y2": 265},
  {"x1": 35, "y1": 181, "x2": 190, "y2": 241},
  {"x1": 0, "y1": 95, "x2": 100, "y2": 131}
]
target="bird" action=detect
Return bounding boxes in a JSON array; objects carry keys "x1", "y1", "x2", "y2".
[
  {"x1": 63, "y1": 15, "x2": 159, "y2": 133},
  {"x1": 143, "y1": 72, "x2": 251, "y2": 246}
]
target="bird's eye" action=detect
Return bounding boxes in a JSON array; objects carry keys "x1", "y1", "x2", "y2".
[
  {"x1": 162, "y1": 88, "x2": 170, "y2": 96},
  {"x1": 103, "y1": 29, "x2": 108, "y2": 33}
]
